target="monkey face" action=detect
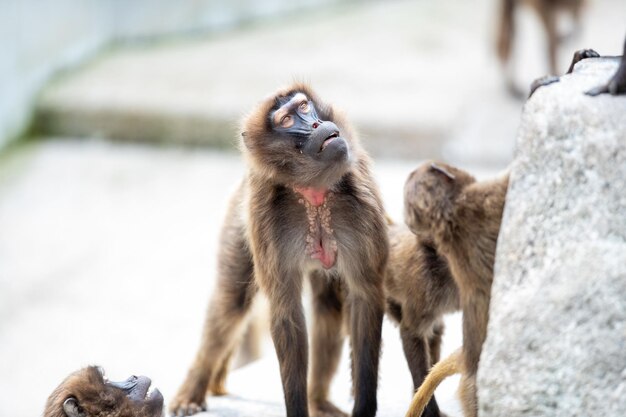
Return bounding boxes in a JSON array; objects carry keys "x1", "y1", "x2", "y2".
[
  {"x1": 45, "y1": 366, "x2": 164, "y2": 417},
  {"x1": 242, "y1": 84, "x2": 353, "y2": 188}
]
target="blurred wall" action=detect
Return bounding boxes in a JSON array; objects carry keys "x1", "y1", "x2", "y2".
[{"x1": 0, "y1": 0, "x2": 348, "y2": 150}]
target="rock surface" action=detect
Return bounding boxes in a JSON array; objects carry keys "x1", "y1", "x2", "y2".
[{"x1": 478, "y1": 57, "x2": 626, "y2": 416}]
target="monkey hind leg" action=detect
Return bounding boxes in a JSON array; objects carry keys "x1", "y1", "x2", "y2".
[
  {"x1": 458, "y1": 374, "x2": 478, "y2": 417},
  {"x1": 170, "y1": 229, "x2": 256, "y2": 416},
  {"x1": 309, "y1": 274, "x2": 348, "y2": 417}
]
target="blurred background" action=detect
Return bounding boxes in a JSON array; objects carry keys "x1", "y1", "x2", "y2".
[{"x1": 1, "y1": 1, "x2": 625, "y2": 416}]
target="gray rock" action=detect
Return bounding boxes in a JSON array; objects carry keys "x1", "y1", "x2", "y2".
[{"x1": 477, "y1": 57, "x2": 626, "y2": 417}]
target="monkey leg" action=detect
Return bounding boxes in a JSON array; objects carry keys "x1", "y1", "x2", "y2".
[
  {"x1": 170, "y1": 229, "x2": 256, "y2": 416},
  {"x1": 400, "y1": 320, "x2": 443, "y2": 417},
  {"x1": 208, "y1": 348, "x2": 234, "y2": 396},
  {"x1": 267, "y1": 275, "x2": 309, "y2": 417},
  {"x1": 458, "y1": 374, "x2": 477, "y2": 417},
  {"x1": 457, "y1": 294, "x2": 489, "y2": 417},
  {"x1": 348, "y1": 284, "x2": 384, "y2": 417},
  {"x1": 536, "y1": 5, "x2": 559, "y2": 75},
  {"x1": 308, "y1": 275, "x2": 348, "y2": 417},
  {"x1": 428, "y1": 320, "x2": 445, "y2": 365}
]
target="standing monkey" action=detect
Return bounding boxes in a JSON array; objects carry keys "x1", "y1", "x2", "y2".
[
  {"x1": 385, "y1": 224, "x2": 459, "y2": 417},
  {"x1": 169, "y1": 84, "x2": 388, "y2": 417},
  {"x1": 403, "y1": 162, "x2": 509, "y2": 417},
  {"x1": 497, "y1": 0, "x2": 586, "y2": 96}
]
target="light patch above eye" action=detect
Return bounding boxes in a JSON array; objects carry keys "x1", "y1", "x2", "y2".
[{"x1": 273, "y1": 92, "x2": 310, "y2": 127}]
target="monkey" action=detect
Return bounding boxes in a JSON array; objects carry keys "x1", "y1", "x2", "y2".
[
  {"x1": 402, "y1": 162, "x2": 509, "y2": 417},
  {"x1": 384, "y1": 222, "x2": 460, "y2": 417},
  {"x1": 497, "y1": 0, "x2": 586, "y2": 97},
  {"x1": 44, "y1": 366, "x2": 164, "y2": 417},
  {"x1": 586, "y1": 35, "x2": 626, "y2": 96},
  {"x1": 169, "y1": 83, "x2": 388, "y2": 417},
  {"x1": 529, "y1": 35, "x2": 626, "y2": 97}
]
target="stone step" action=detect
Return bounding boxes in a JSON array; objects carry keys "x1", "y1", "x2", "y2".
[{"x1": 33, "y1": 0, "x2": 515, "y2": 165}]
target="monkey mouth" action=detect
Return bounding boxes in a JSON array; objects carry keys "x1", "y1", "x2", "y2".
[{"x1": 320, "y1": 132, "x2": 339, "y2": 152}]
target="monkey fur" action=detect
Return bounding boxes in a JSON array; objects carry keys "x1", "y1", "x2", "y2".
[
  {"x1": 44, "y1": 366, "x2": 164, "y2": 417},
  {"x1": 169, "y1": 83, "x2": 388, "y2": 417},
  {"x1": 403, "y1": 162, "x2": 509, "y2": 417},
  {"x1": 385, "y1": 223, "x2": 459, "y2": 417},
  {"x1": 497, "y1": 0, "x2": 586, "y2": 97}
]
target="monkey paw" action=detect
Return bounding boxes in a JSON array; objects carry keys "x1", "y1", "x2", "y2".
[
  {"x1": 169, "y1": 391, "x2": 207, "y2": 417},
  {"x1": 310, "y1": 400, "x2": 349, "y2": 417},
  {"x1": 529, "y1": 75, "x2": 560, "y2": 98},
  {"x1": 209, "y1": 380, "x2": 228, "y2": 396}
]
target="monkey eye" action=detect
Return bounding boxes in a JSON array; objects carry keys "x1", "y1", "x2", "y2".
[
  {"x1": 280, "y1": 115, "x2": 294, "y2": 128},
  {"x1": 299, "y1": 101, "x2": 310, "y2": 113}
]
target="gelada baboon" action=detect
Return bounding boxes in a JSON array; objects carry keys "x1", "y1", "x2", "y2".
[
  {"x1": 402, "y1": 162, "x2": 509, "y2": 417},
  {"x1": 385, "y1": 224, "x2": 459, "y2": 417},
  {"x1": 44, "y1": 366, "x2": 164, "y2": 417},
  {"x1": 170, "y1": 83, "x2": 388, "y2": 417},
  {"x1": 497, "y1": 0, "x2": 586, "y2": 96},
  {"x1": 530, "y1": 36, "x2": 626, "y2": 97}
]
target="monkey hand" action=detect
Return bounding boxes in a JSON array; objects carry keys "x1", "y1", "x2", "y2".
[
  {"x1": 529, "y1": 75, "x2": 560, "y2": 98},
  {"x1": 310, "y1": 400, "x2": 349, "y2": 417}
]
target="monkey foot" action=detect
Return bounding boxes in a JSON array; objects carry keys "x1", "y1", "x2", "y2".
[
  {"x1": 310, "y1": 400, "x2": 349, "y2": 417},
  {"x1": 169, "y1": 400, "x2": 206, "y2": 417},
  {"x1": 209, "y1": 381, "x2": 228, "y2": 396},
  {"x1": 529, "y1": 75, "x2": 560, "y2": 98},
  {"x1": 567, "y1": 48, "x2": 600, "y2": 74}
]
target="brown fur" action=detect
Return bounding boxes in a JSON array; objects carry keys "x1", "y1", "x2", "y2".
[
  {"x1": 403, "y1": 162, "x2": 509, "y2": 417},
  {"x1": 385, "y1": 224, "x2": 459, "y2": 417},
  {"x1": 170, "y1": 83, "x2": 388, "y2": 417},
  {"x1": 497, "y1": 0, "x2": 586, "y2": 96},
  {"x1": 44, "y1": 367, "x2": 163, "y2": 417}
]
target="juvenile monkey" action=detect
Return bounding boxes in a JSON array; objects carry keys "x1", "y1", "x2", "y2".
[
  {"x1": 44, "y1": 366, "x2": 164, "y2": 417},
  {"x1": 403, "y1": 162, "x2": 509, "y2": 417},
  {"x1": 497, "y1": 0, "x2": 586, "y2": 97},
  {"x1": 385, "y1": 224, "x2": 459, "y2": 417},
  {"x1": 170, "y1": 84, "x2": 388, "y2": 417}
]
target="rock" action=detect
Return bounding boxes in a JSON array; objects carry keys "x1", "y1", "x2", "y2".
[{"x1": 477, "y1": 57, "x2": 626, "y2": 416}]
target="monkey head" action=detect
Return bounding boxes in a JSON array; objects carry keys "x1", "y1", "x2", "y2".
[
  {"x1": 403, "y1": 161, "x2": 476, "y2": 238},
  {"x1": 44, "y1": 366, "x2": 164, "y2": 417},
  {"x1": 241, "y1": 83, "x2": 353, "y2": 189}
]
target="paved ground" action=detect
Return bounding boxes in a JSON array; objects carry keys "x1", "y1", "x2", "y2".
[{"x1": 0, "y1": 139, "x2": 503, "y2": 417}]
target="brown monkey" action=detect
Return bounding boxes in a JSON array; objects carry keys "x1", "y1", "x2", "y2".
[
  {"x1": 44, "y1": 366, "x2": 164, "y2": 417},
  {"x1": 497, "y1": 0, "x2": 586, "y2": 97},
  {"x1": 169, "y1": 83, "x2": 388, "y2": 417},
  {"x1": 385, "y1": 224, "x2": 459, "y2": 417},
  {"x1": 403, "y1": 162, "x2": 509, "y2": 417}
]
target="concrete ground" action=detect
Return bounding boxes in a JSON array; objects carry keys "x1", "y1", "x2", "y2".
[
  {"x1": 0, "y1": 139, "x2": 501, "y2": 417},
  {"x1": 34, "y1": 0, "x2": 626, "y2": 167}
]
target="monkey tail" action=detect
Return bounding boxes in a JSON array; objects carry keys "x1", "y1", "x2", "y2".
[
  {"x1": 405, "y1": 349, "x2": 462, "y2": 417},
  {"x1": 496, "y1": 0, "x2": 516, "y2": 64}
]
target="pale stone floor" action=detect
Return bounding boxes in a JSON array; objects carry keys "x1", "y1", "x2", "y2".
[{"x1": 0, "y1": 139, "x2": 505, "y2": 417}]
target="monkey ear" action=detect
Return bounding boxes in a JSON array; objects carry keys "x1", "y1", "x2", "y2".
[
  {"x1": 63, "y1": 398, "x2": 85, "y2": 417},
  {"x1": 430, "y1": 163, "x2": 456, "y2": 181}
]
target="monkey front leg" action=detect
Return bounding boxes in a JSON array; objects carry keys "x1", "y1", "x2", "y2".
[
  {"x1": 309, "y1": 275, "x2": 348, "y2": 417},
  {"x1": 268, "y1": 283, "x2": 310, "y2": 417},
  {"x1": 587, "y1": 36, "x2": 626, "y2": 96},
  {"x1": 348, "y1": 287, "x2": 384, "y2": 417}
]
